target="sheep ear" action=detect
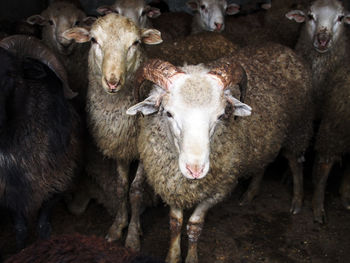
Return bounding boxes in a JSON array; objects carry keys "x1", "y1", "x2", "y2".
[
  {"x1": 226, "y1": 3, "x2": 240, "y2": 15},
  {"x1": 82, "y1": 16, "x2": 97, "y2": 28},
  {"x1": 96, "y1": 5, "x2": 114, "y2": 15},
  {"x1": 285, "y1": 10, "x2": 306, "y2": 23},
  {"x1": 27, "y1": 15, "x2": 47, "y2": 26},
  {"x1": 146, "y1": 6, "x2": 161, "y2": 18},
  {"x1": 224, "y1": 90, "x2": 252, "y2": 117},
  {"x1": 62, "y1": 27, "x2": 91, "y2": 43},
  {"x1": 344, "y1": 14, "x2": 350, "y2": 25},
  {"x1": 187, "y1": 0, "x2": 198, "y2": 11},
  {"x1": 261, "y1": 3, "x2": 271, "y2": 10},
  {"x1": 126, "y1": 96, "x2": 159, "y2": 116},
  {"x1": 141, "y1": 28, "x2": 163, "y2": 45}
]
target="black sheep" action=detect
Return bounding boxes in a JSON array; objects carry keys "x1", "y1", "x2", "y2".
[{"x1": 0, "y1": 35, "x2": 81, "y2": 250}]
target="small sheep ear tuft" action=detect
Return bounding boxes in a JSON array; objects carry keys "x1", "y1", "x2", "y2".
[
  {"x1": 96, "y1": 6, "x2": 114, "y2": 15},
  {"x1": 226, "y1": 4, "x2": 240, "y2": 16},
  {"x1": 285, "y1": 10, "x2": 306, "y2": 23},
  {"x1": 26, "y1": 15, "x2": 47, "y2": 26}
]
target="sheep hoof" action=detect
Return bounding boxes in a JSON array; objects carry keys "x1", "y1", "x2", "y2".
[
  {"x1": 105, "y1": 225, "x2": 123, "y2": 242},
  {"x1": 313, "y1": 208, "x2": 327, "y2": 224},
  {"x1": 125, "y1": 222, "x2": 141, "y2": 251},
  {"x1": 289, "y1": 198, "x2": 302, "y2": 215},
  {"x1": 185, "y1": 252, "x2": 198, "y2": 263},
  {"x1": 37, "y1": 222, "x2": 52, "y2": 240}
]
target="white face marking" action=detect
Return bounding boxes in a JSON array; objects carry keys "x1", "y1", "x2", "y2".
[{"x1": 162, "y1": 70, "x2": 226, "y2": 180}]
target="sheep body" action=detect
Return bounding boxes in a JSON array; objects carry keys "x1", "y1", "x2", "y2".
[
  {"x1": 132, "y1": 43, "x2": 313, "y2": 262},
  {"x1": 0, "y1": 36, "x2": 81, "y2": 249},
  {"x1": 5, "y1": 233, "x2": 165, "y2": 263}
]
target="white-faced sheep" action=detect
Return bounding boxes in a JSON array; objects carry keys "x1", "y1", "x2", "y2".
[
  {"x1": 62, "y1": 13, "x2": 162, "y2": 250},
  {"x1": 187, "y1": 0, "x2": 240, "y2": 33},
  {"x1": 4, "y1": 233, "x2": 165, "y2": 263},
  {"x1": 286, "y1": 0, "x2": 350, "y2": 223},
  {"x1": 0, "y1": 35, "x2": 81, "y2": 250},
  {"x1": 127, "y1": 43, "x2": 313, "y2": 263},
  {"x1": 96, "y1": 0, "x2": 161, "y2": 28}
]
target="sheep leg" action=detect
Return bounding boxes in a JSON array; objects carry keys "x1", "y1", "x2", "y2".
[
  {"x1": 185, "y1": 191, "x2": 230, "y2": 263},
  {"x1": 106, "y1": 161, "x2": 129, "y2": 242},
  {"x1": 239, "y1": 171, "x2": 264, "y2": 206},
  {"x1": 125, "y1": 162, "x2": 145, "y2": 251},
  {"x1": 166, "y1": 207, "x2": 183, "y2": 263},
  {"x1": 37, "y1": 194, "x2": 62, "y2": 240},
  {"x1": 12, "y1": 210, "x2": 28, "y2": 250},
  {"x1": 312, "y1": 159, "x2": 333, "y2": 224},
  {"x1": 286, "y1": 155, "x2": 304, "y2": 215},
  {"x1": 340, "y1": 164, "x2": 350, "y2": 210}
]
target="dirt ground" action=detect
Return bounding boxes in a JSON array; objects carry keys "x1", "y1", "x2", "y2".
[{"x1": 1, "y1": 160, "x2": 350, "y2": 263}]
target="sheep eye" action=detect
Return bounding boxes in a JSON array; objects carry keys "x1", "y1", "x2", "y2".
[
  {"x1": 141, "y1": 10, "x2": 147, "y2": 16},
  {"x1": 74, "y1": 20, "x2": 80, "y2": 26},
  {"x1": 307, "y1": 14, "x2": 314, "y2": 20},
  {"x1": 338, "y1": 15, "x2": 344, "y2": 22},
  {"x1": 218, "y1": 113, "x2": 225, "y2": 120},
  {"x1": 91, "y1": 37, "x2": 97, "y2": 44},
  {"x1": 48, "y1": 20, "x2": 54, "y2": 25},
  {"x1": 200, "y1": 5, "x2": 206, "y2": 10},
  {"x1": 133, "y1": 40, "x2": 141, "y2": 46},
  {"x1": 166, "y1": 111, "x2": 173, "y2": 118}
]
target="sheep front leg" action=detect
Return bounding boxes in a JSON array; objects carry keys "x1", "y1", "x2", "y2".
[
  {"x1": 312, "y1": 158, "x2": 334, "y2": 224},
  {"x1": 106, "y1": 161, "x2": 129, "y2": 242},
  {"x1": 166, "y1": 207, "x2": 183, "y2": 263},
  {"x1": 186, "y1": 191, "x2": 229, "y2": 263},
  {"x1": 125, "y1": 162, "x2": 145, "y2": 251}
]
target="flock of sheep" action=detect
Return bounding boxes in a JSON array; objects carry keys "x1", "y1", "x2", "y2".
[{"x1": 0, "y1": 0, "x2": 350, "y2": 262}]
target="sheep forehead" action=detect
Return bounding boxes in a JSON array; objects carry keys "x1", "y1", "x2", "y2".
[
  {"x1": 43, "y1": 2, "x2": 84, "y2": 20},
  {"x1": 92, "y1": 14, "x2": 139, "y2": 44},
  {"x1": 200, "y1": 0, "x2": 226, "y2": 7},
  {"x1": 115, "y1": 0, "x2": 145, "y2": 9},
  {"x1": 170, "y1": 71, "x2": 223, "y2": 108},
  {"x1": 311, "y1": 0, "x2": 343, "y2": 17}
]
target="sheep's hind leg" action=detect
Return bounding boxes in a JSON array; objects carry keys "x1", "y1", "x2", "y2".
[
  {"x1": 166, "y1": 207, "x2": 183, "y2": 263},
  {"x1": 106, "y1": 161, "x2": 129, "y2": 242},
  {"x1": 185, "y1": 190, "x2": 231, "y2": 263},
  {"x1": 12, "y1": 210, "x2": 28, "y2": 250},
  {"x1": 37, "y1": 194, "x2": 62, "y2": 240},
  {"x1": 312, "y1": 159, "x2": 334, "y2": 224},
  {"x1": 125, "y1": 162, "x2": 145, "y2": 251},
  {"x1": 285, "y1": 153, "x2": 304, "y2": 215}
]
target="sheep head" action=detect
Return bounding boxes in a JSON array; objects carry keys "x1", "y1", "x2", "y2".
[
  {"x1": 286, "y1": 0, "x2": 350, "y2": 53},
  {"x1": 62, "y1": 13, "x2": 162, "y2": 94},
  {"x1": 97, "y1": 0, "x2": 161, "y2": 28},
  {"x1": 27, "y1": 1, "x2": 95, "y2": 56},
  {"x1": 187, "y1": 0, "x2": 239, "y2": 32},
  {"x1": 127, "y1": 59, "x2": 251, "y2": 180}
]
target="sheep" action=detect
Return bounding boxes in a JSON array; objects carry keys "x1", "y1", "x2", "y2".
[
  {"x1": 5, "y1": 233, "x2": 165, "y2": 263},
  {"x1": 126, "y1": 43, "x2": 313, "y2": 263},
  {"x1": 0, "y1": 35, "x2": 81, "y2": 250},
  {"x1": 26, "y1": 0, "x2": 96, "y2": 102},
  {"x1": 187, "y1": 0, "x2": 240, "y2": 33},
  {"x1": 96, "y1": 0, "x2": 161, "y2": 28},
  {"x1": 286, "y1": 0, "x2": 350, "y2": 108},
  {"x1": 286, "y1": 0, "x2": 350, "y2": 223},
  {"x1": 61, "y1": 13, "x2": 163, "y2": 251}
]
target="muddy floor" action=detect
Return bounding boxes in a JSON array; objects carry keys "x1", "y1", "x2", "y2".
[{"x1": 1, "y1": 160, "x2": 350, "y2": 263}]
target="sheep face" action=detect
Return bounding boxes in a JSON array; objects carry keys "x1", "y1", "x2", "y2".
[
  {"x1": 286, "y1": 0, "x2": 350, "y2": 53},
  {"x1": 27, "y1": 2, "x2": 93, "y2": 56},
  {"x1": 97, "y1": 0, "x2": 161, "y2": 28},
  {"x1": 62, "y1": 14, "x2": 162, "y2": 94},
  {"x1": 187, "y1": 0, "x2": 239, "y2": 32},
  {"x1": 127, "y1": 64, "x2": 251, "y2": 180}
]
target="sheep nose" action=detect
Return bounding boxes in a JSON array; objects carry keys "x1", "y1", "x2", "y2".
[
  {"x1": 105, "y1": 76, "x2": 120, "y2": 91},
  {"x1": 317, "y1": 32, "x2": 330, "y2": 48},
  {"x1": 186, "y1": 164, "x2": 204, "y2": 179},
  {"x1": 214, "y1": 22, "x2": 223, "y2": 31}
]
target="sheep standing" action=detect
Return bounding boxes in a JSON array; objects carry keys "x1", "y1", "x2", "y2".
[
  {"x1": 5, "y1": 233, "x2": 165, "y2": 263},
  {"x1": 127, "y1": 43, "x2": 313, "y2": 263},
  {"x1": 0, "y1": 35, "x2": 81, "y2": 250},
  {"x1": 62, "y1": 13, "x2": 162, "y2": 250},
  {"x1": 286, "y1": 0, "x2": 350, "y2": 223}
]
